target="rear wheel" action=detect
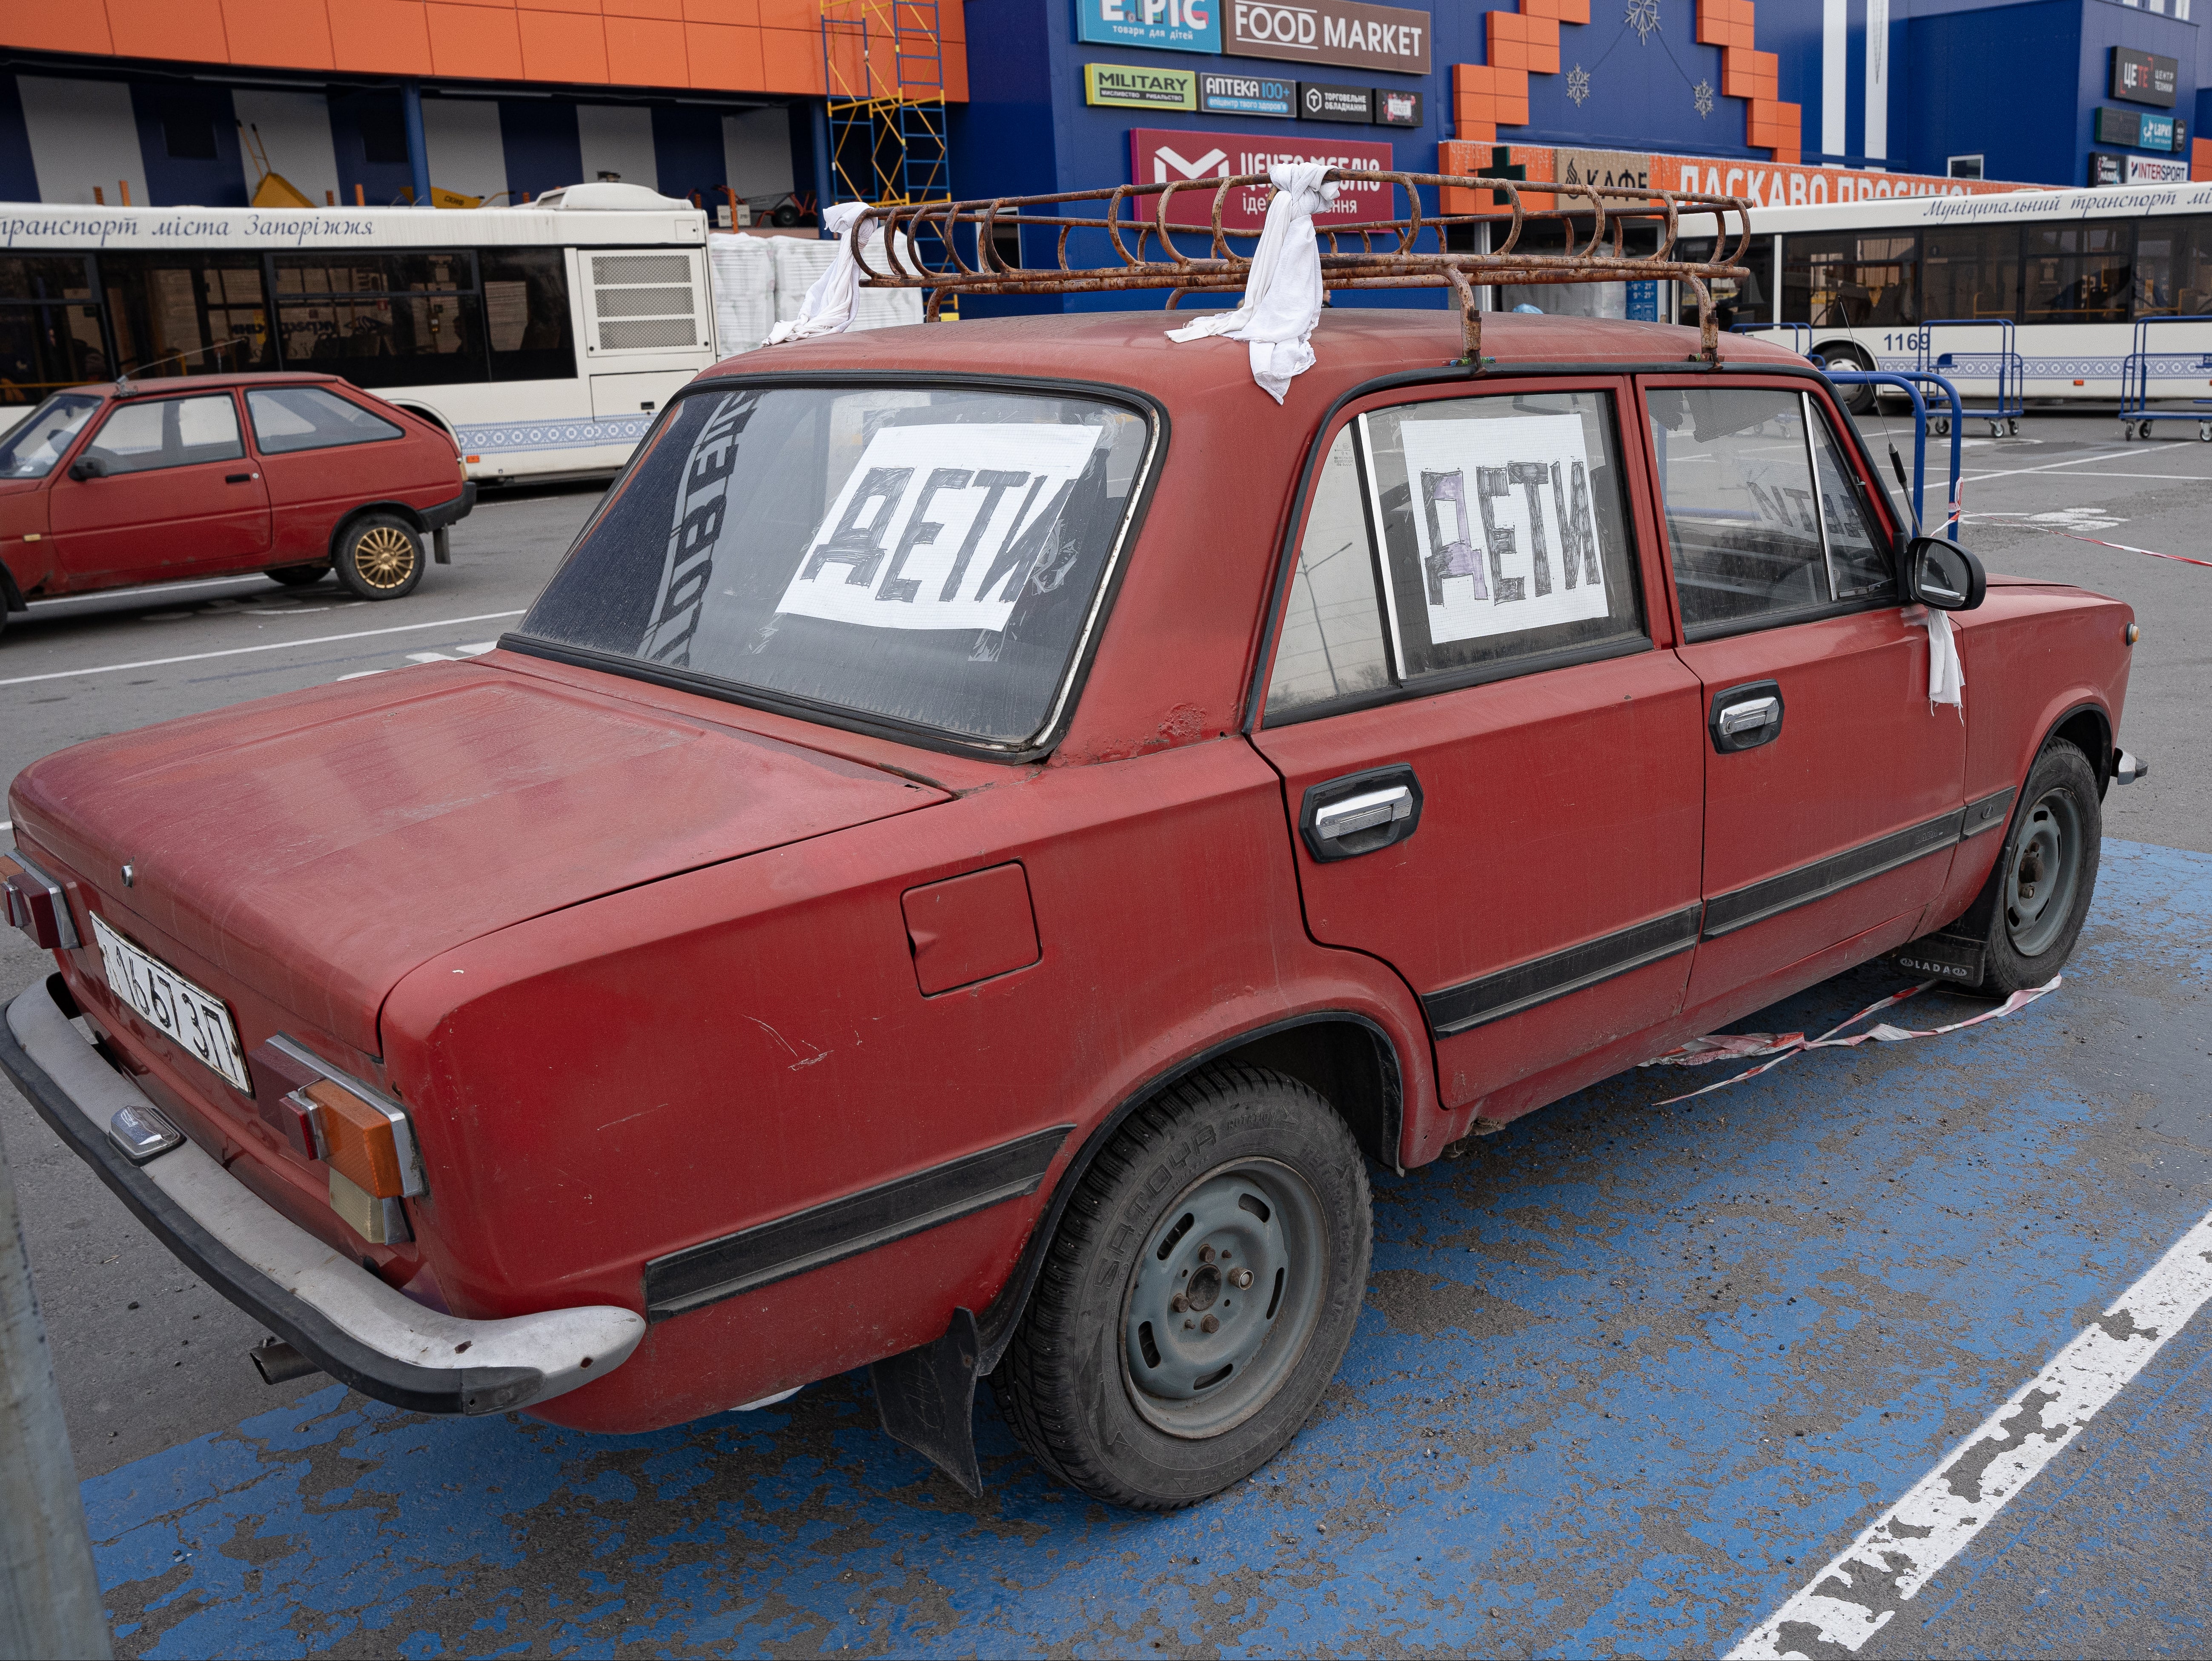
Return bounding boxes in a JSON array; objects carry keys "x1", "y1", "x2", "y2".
[
  {"x1": 266, "y1": 563, "x2": 329, "y2": 588},
  {"x1": 333, "y1": 513, "x2": 424, "y2": 601},
  {"x1": 992, "y1": 1064, "x2": 1372, "y2": 1509},
  {"x1": 1977, "y1": 740, "x2": 2102, "y2": 997},
  {"x1": 1820, "y1": 344, "x2": 1877, "y2": 413}
]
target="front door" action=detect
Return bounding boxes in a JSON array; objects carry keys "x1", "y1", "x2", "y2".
[
  {"x1": 1641, "y1": 378, "x2": 1967, "y2": 1018},
  {"x1": 49, "y1": 391, "x2": 271, "y2": 586},
  {"x1": 1252, "y1": 381, "x2": 1707, "y2": 1117}
]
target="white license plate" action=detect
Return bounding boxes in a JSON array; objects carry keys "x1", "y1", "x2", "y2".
[{"x1": 90, "y1": 913, "x2": 251, "y2": 1093}]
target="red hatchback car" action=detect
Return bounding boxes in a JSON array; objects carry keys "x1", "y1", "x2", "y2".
[
  {"x1": 0, "y1": 290, "x2": 2140, "y2": 1506},
  {"x1": 0, "y1": 372, "x2": 474, "y2": 633}
]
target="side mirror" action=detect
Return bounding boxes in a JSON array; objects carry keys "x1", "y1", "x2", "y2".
[
  {"x1": 67, "y1": 455, "x2": 106, "y2": 481},
  {"x1": 1904, "y1": 534, "x2": 1986, "y2": 612}
]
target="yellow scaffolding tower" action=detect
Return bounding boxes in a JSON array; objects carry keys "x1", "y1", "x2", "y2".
[{"x1": 819, "y1": 0, "x2": 951, "y2": 210}]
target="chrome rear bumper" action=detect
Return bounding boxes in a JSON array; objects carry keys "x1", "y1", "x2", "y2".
[{"x1": 1, "y1": 975, "x2": 642, "y2": 1416}]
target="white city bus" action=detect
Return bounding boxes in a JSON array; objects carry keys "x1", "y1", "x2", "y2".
[
  {"x1": 0, "y1": 187, "x2": 720, "y2": 483},
  {"x1": 1679, "y1": 183, "x2": 2212, "y2": 432}
]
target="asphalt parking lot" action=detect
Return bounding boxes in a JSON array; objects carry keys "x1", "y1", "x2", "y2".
[{"x1": 3, "y1": 410, "x2": 2209, "y2": 1657}]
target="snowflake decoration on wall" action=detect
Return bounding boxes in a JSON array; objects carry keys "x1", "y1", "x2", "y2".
[
  {"x1": 1567, "y1": 64, "x2": 1592, "y2": 105},
  {"x1": 1694, "y1": 78, "x2": 1715, "y2": 117},
  {"x1": 1626, "y1": 0, "x2": 1661, "y2": 42}
]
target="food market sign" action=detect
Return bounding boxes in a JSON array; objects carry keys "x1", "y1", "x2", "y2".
[
  {"x1": 1131, "y1": 127, "x2": 1393, "y2": 232},
  {"x1": 1226, "y1": 0, "x2": 1430, "y2": 75}
]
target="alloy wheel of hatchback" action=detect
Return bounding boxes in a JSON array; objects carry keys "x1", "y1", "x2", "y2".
[
  {"x1": 335, "y1": 513, "x2": 424, "y2": 601},
  {"x1": 993, "y1": 1063, "x2": 1371, "y2": 1509}
]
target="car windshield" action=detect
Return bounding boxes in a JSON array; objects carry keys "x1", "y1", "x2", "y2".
[
  {"x1": 0, "y1": 393, "x2": 103, "y2": 478},
  {"x1": 517, "y1": 383, "x2": 1154, "y2": 748}
]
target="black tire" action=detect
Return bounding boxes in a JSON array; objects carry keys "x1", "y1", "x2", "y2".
[
  {"x1": 992, "y1": 1064, "x2": 1372, "y2": 1509},
  {"x1": 266, "y1": 563, "x2": 330, "y2": 588},
  {"x1": 771, "y1": 202, "x2": 801, "y2": 227},
  {"x1": 1975, "y1": 740, "x2": 2102, "y2": 997},
  {"x1": 333, "y1": 513, "x2": 424, "y2": 601},
  {"x1": 1822, "y1": 345, "x2": 1877, "y2": 414}
]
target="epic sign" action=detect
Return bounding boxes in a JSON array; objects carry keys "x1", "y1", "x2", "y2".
[{"x1": 1225, "y1": 0, "x2": 1431, "y2": 75}]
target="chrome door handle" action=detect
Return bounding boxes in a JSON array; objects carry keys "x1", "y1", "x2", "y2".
[
  {"x1": 1717, "y1": 696, "x2": 1779, "y2": 737},
  {"x1": 1314, "y1": 785, "x2": 1412, "y2": 841}
]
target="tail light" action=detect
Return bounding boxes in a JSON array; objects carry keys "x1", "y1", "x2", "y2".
[
  {"x1": 250, "y1": 1037, "x2": 424, "y2": 1246},
  {"x1": 1, "y1": 851, "x2": 82, "y2": 951}
]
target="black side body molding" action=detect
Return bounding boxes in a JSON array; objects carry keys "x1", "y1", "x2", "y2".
[
  {"x1": 644, "y1": 1125, "x2": 1072, "y2": 1322},
  {"x1": 1421, "y1": 905, "x2": 1704, "y2": 1037},
  {"x1": 1702, "y1": 809, "x2": 1966, "y2": 938}
]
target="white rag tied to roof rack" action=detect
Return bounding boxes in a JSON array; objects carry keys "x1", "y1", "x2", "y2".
[{"x1": 1164, "y1": 162, "x2": 1341, "y2": 403}]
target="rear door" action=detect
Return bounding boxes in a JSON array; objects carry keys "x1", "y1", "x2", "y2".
[
  {"x1": 48, "y1": 391, "x2": 270, "y2": 584},
  {"x1": 1641, "y1": 376, "x2": 1967, "y2": 1015},
  {"x1": 244, "y1": 384, "x2": 417, "y2": 562},
  {"x1": 1251, "y1": 380, "x2": 1707, "y2": 1116}
]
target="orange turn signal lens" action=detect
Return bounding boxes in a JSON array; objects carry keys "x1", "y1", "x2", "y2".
[{"x1": 297, "y1": 1077, "x2": 406, "y2": 1198}]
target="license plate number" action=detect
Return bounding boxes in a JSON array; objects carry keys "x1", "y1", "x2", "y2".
[{"x1": 90, "y1": 914, "x2": 251, "y2": 1093}]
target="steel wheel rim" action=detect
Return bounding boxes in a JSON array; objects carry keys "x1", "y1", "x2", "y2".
[
  {"x1": 1120, "y1": 1157, "x2": 1328, "y2": 1440},
  {"x1": 2006, "y1": 786, "x2": 2082, "y2": 959},
  {"x1": 353, "y1": 526, "x2": 416, "y2": 590}
]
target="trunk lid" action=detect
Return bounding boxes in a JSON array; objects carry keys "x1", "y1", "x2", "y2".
[{"x1": 11, "y1": 659, "x2": 948, "y2": 1054}]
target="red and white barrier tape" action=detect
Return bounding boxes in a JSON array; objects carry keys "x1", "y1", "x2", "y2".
[
  {"x1": 2009, "y1": 524, "x2": 2212, "y2": 570},
  {"x1": 1641, "y1": 975, "x2": 2062, "y2": 1105}
]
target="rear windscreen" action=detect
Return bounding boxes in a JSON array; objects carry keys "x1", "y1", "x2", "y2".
[{"x1": 517, "y1": 383, "x2": 1152, "y2": 747}]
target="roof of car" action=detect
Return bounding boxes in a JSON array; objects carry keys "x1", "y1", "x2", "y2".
[
  {"x1": 61, "y1": 372, "x2": 350, "y2": 398},
  {"x1": 710, "y1": 308, "x2": 1814, "y2": 404}
]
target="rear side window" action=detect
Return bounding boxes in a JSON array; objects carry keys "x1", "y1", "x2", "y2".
[
  {"x1": 246, "y1": 386, "x2": 404, "y2": 454},
  {"x1": 1266, "y1": 388, "x2": 1648, "y2": 720},
  {"x1": 1646, "y1": 387, "x2": 1894, "y2": 637},
  {"x1": 84, "y1": 394, "x2": 244, "y2": 474}
]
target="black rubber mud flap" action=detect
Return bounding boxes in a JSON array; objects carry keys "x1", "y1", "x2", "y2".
[
  {"x1": 870, "y1": 1305, "x2": 983, "y2": 1495},
  {"x1": 1890, "y1": 930, "x2": 1988, "y2": 990}
]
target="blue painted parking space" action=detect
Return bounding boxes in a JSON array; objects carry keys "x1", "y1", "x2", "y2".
[{"x1": 82, "y1": 841, "x2": 2212, "y2": 1658}]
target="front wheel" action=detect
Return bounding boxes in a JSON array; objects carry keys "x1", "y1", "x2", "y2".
[
  {"x1": 334, "y1": 513, "x2": 425, "y2": 601},
  {"x1": 1821, "y1": 345, "x2": 1877, "y2": 413},
  {"x1": 1977, "y1": 740, "x2": 2102, "y2": 997},
  {"x1": 992, "y1": 1064, "x2": 1372, "y2": 1509}
]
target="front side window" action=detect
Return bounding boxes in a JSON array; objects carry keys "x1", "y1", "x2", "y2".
[
  {"x1": 1647, "y1": 386, "x2": 1893, "y2": 636},
  {"x1": 83, "y1": 394, "x2": 244, "y2": 475},
  {"x1": 0, "y1": 392, "x2": 103, "y2": 477},
  {"x1": 247, "y1": 386, "x2": 404, "y2": 453},
  {"x1": 519, "y1": 384, "x2": 1153, "y2": 749}
]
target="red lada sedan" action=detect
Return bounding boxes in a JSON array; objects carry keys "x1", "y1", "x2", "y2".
[
  {"x1": 1, "y1": 308, "x2": 2139, "y2": 1509},
  {"x1": 0, "y1": 372, "x2": 473, "y2": 636}
]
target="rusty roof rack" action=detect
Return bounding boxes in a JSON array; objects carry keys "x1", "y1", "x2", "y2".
[{"x1": 848, "y1": 171, "x2": 1753, "y2": 366}]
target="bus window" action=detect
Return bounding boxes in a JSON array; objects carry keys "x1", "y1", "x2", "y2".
[
  {"x1": 1782, "y1": 233, "x2": 1918, "y2": 327},
  {"x1": 272, "y1": 251, "x2": 486, "y2": 388},
  {"x1": 480, "y1": 248, "x2": 576, "y2": 382},
  {"x1": 2132, "y1": 218, "x2": 2212, "y2": 318},
  {"x1": 0, "y1": 255, "x2": 107, "y2": 404},
  {"x1": 1674, "y1": 235, "x2": 1771, "y2": 329},
  {"x1": 99, "y1": 253, "x2": 275, "y2": 379},
  {"x1": 1921, "y1": 225, "x2": 2021, "y2": 322},
  {"x1": 2024, "y1": 222, "x2": 2131, "y2": 325}
]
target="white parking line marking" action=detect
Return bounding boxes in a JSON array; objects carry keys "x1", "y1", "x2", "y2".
[
  {"x1": 1960, "y1": 443, "x2": 2187, "y2": 484},
  {"x1": 1729, "y1": 1210, "x2": 2212, "y2": 1659},
  {"x1": 0, "y1": 612, "x2": 525, "y2": 688}
]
